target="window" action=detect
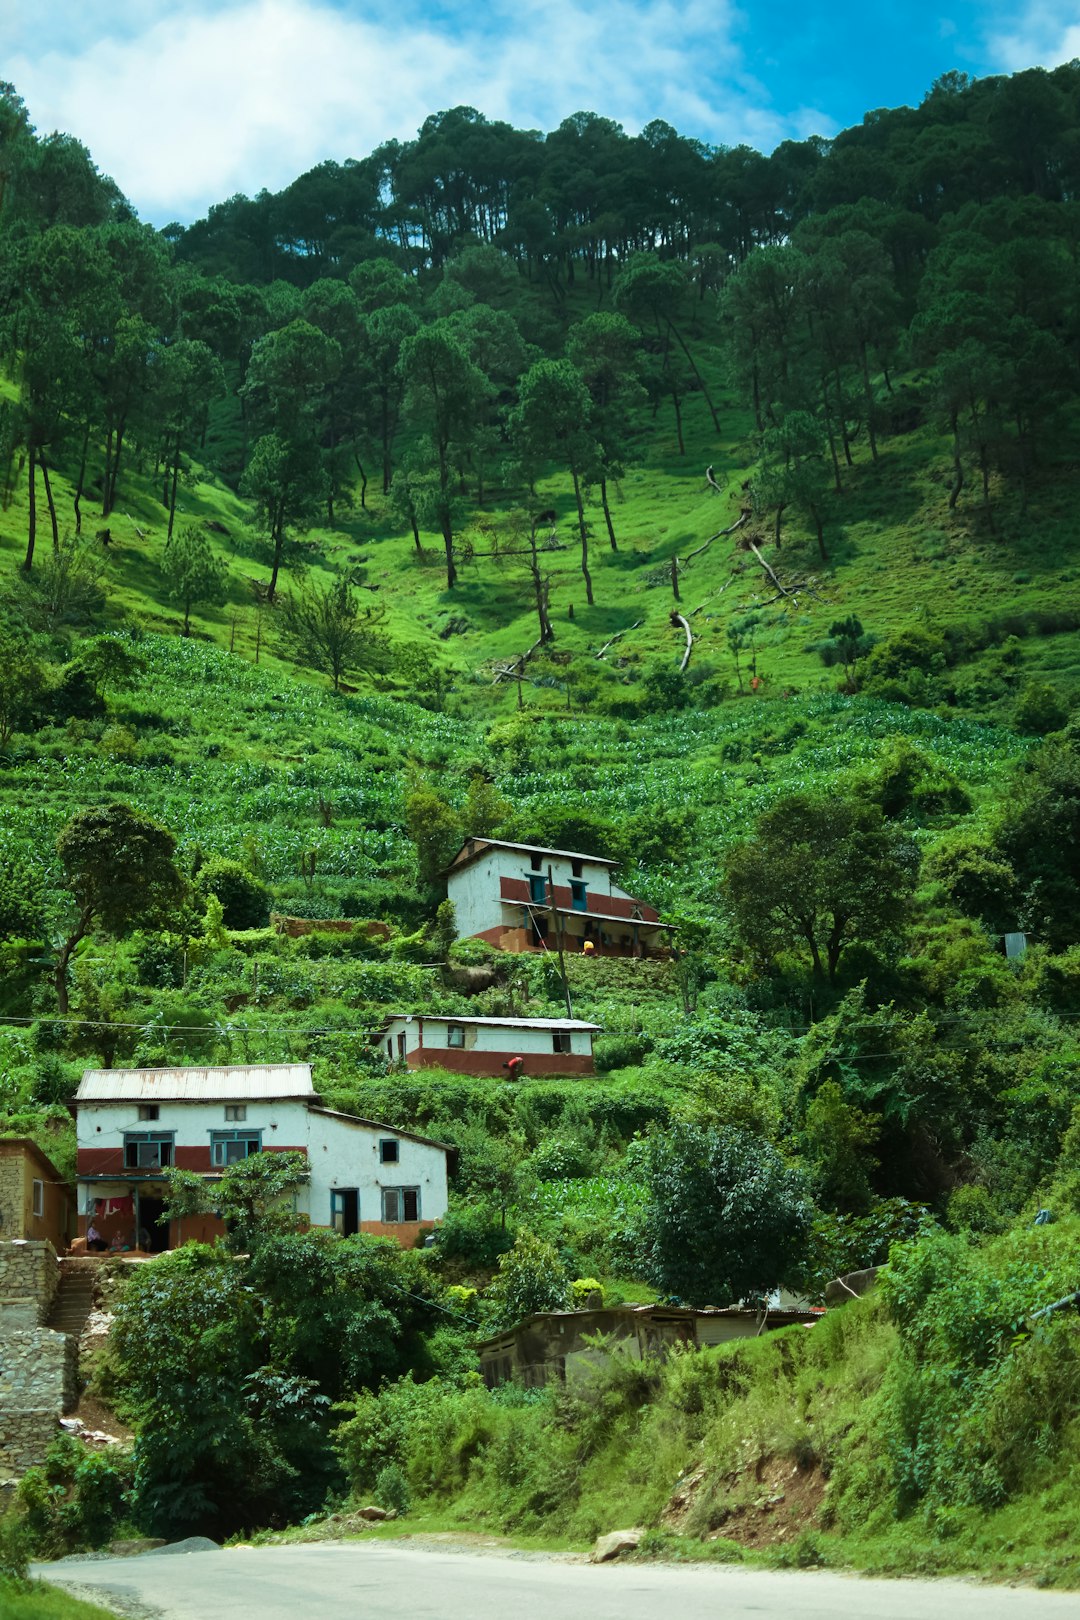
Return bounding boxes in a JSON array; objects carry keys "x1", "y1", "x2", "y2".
[
  {"x1": 528, "y1": 873, "x2": 546, "y2": 904},
  {"x1": 32, "y1": 1179, "x2": 44, "y2": 1217},
  {"x1": 447, "y1": 1024, "x2": 465, "y2": 1049},
  {"x1": 210, "y1": 1129, "x2": 262, "y2": 1167},
  {"x1": 530, "y1": 852, "x2": 543, "y2": 871},
  {"x1": 379, "y1": 1138, "x2": 399, "y2": 1164},
  {"x1": 570, "y1": 879, "x2": 587, "y2": 912},
  {"x1": 397, "y1": 1032, "x2": 406, "y2": 1058},
  {"x1": 225, "y1": 1105, "x2": 247, "y2": 1122},
  {"x1": 531, "y1": 914, "x2": 548, "y2": 943},
  {"x1": 124, "y1": 1132, "x2": 174, "y2": 1170},
  {"x1": 382, "y1": 1186, "x2": 420, "y2": 1223},
  {"x1": 571, "y1": 858, "x2": 583, "y2": 878},
  {"x1": 552, "y1": 1031, "x2": 572, "y2": 1054},
  {"x1": 386, "y1": 1038, "x2": 394, "y2": 1060},
  {"x1": 138, "y1": 1104, "x2": 160, "y2": 1121}
]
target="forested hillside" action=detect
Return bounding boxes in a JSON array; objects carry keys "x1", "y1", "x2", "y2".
[{"x1": 3, "y1": 64, "x2": 1080, "y2": 1583}]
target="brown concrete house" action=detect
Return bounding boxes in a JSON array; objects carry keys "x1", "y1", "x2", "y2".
[
  {"x1": 479, "y1": 1302, "x2": 823, "y2": 1387},
  {"x1": 0, "y1": 1138, "x2": 73, "y2": 1252}
]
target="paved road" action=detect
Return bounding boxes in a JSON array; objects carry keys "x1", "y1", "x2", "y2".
[{"x1": 35, "y1": 1541, "x2": 1080, "y2": 1620}]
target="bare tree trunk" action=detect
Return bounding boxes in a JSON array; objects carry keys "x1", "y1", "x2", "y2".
[
  {"x1": 599, "y1": 476, "x2": 618, "y2": 550},
  {"x1": 39, "y1": 451, "x2": 60, "y2": 552},
  {"x1": 860, "y1": 341, "x2": 878, "y2": 462},
  {"x1": 22, "y1": 447, "x2": 36, "y2": 572},
  {"x1": 72, "y1": 420, "x2": 90, "y2": 534},
  {"x1": 571, "y1": 467, "x2": 593, "y2": 606},
  {"x1": 948, "y1": 410, "x2": 964, "y2": 510},
  {"x1": 167, "y1": 441, "x2": 180, "y2": 542}
]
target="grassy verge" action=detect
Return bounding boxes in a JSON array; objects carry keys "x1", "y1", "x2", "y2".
[
  {"x1": 0, "y1": 1583, "x2": 123, "y2": 1620},
  {"x1": 329, "y1": 1220, "x2": 1080, "y2": 1589}
]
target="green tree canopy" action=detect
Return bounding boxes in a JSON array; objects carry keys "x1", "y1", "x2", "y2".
[
  {"x1": 723, "y1": 791, "x2": 919, "y2": 980},
  {"x1": 54, "y1": 802, "x2": 186, "y2": 1013},
  {"x1": 633, "y1": 1121, "x2": 813, "y2": 1305}
]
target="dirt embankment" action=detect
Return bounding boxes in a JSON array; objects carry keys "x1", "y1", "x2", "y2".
[{"x1": 662, "y1": 1453, "x2": 828, "y2": 1550}]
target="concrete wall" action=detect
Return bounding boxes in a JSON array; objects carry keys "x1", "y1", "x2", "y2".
[
  {"x1": 77, "y1": 1097, "x2": 311, "y2": 1174},
  {"x1": 382, "y1": 1018, "x2": 595, "y2": 1076},
  {"x1": 77, "y1": 1107, "x2": 449, "y2": 1247},
  {"x1": 305, "y1": 1109, "x2": 448, "y2": 1230},
  {"x1": 448, "y1": 848, "x2": 618, "y2": 941},
  {"x1": 0, "y1": 1329, "x2": 78, "y2": 1479}
]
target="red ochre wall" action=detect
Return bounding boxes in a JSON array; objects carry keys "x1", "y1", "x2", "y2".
[{"x1": 406, "y1": 1049, "x2": 594, "y2": 1077}]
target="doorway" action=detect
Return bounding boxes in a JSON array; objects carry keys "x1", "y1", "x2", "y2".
[
  {"x1": 332, "y1": 1188, "x2": 359, "y2": 1237},
  {"x1": 137, "y1": 1195, "x2": 170, "y2": 1252}
]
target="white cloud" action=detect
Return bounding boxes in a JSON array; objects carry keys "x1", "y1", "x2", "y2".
[
  {"x1": 985, "y1": 2, "x2": 1080, "y2": 72},
  {"x1": 5, "y1": 0, "x2": 813, "y2": 224}
]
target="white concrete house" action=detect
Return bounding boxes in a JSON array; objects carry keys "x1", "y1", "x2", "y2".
[
  {"x1": 74, "y1": 1064, "x2": 450, "y2": 1251},
  {"x1": 381, "y1": 1014, "x2": 600, "y2": 1076},
  {"x1": 445, "y1": 837, "x2": 670, "y2": 957}
]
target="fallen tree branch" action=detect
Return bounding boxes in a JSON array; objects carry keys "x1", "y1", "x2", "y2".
[
  {"x1": 594, "y1": 620, "x2": 643, "y2": 660},
  {"x1": 491, "y1": 637, "x2": 544, "y2": 685},
  {"x1": 747, "y1": 540, "x2": 804, "y2": 606},
  {"x1": 705, "y1": 464, "x2": 725, "y2": 495},
  {"x1": 682, "y1": 509, "x2": 749, "y2": 563},
  {"x1": 688, "y1": 574, "x2": 739, "y2": 616},
  {"x1": 670, "y1": 611, "x2": 694, "y2": 673}
]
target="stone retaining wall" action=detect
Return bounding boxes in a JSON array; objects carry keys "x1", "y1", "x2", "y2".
[
  {"x1": 0, "y1": 1239, "x2": 59, "y2": 1329},
  {"x1": 0, "y1": 1328, "x2": 77, "y2": 1479}
]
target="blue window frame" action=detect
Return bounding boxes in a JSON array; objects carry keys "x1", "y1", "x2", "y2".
[
  {"x1": 570, "y1": 880, "x2": 587, "y2": 912},
  {"x1": 124, "y1": 1132, "x2": 174, "y2": 1170},
  {"x1": 210, "y1": 1129, "x2": 262, "y2": 1167},
  {"x1": 528, "y1": 873, "x2": 546, "y2": 904}
]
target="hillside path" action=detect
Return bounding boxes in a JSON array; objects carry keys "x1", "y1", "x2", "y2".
[{"x1": 35, "y1": 1540, "x2": 1080, "y2": 1620}]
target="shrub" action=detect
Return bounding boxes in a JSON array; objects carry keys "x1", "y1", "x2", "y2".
[
  {"x1": 195, "y1": 857, "x2": 272, "y2": 929},
  {"x1": 374, "y1": 1463, "x2": 411, "y2": 1515},
  {"x1": 1013, "y1": 683, "x2": 1069, "y2": 736}
]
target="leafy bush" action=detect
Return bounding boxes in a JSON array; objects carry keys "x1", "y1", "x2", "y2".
[{"x1": 195, "y1": 857, "x2": 272, "y2": 929}]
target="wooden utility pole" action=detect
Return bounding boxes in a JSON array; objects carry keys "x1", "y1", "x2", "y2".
[{"x1": 546, "y1": 864, "x2": 573, "y2": 1019}]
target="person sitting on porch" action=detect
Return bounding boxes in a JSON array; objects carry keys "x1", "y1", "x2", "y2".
[{"x1": 86, "y1": 1222, "x2": 106, "y2": 1252}]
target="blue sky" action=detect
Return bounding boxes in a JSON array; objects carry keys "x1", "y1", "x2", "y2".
[{"x1": 3, "y1": 0, "x2": 1077, "y2": 225}]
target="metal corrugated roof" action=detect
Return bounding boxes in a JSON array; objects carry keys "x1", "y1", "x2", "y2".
[
  {"x1": 448, "y1": 837, "x2": 618, "y2": 870},
  {"x1": 384, "y1": 1015, "x2": 601, "y2": 1032},
  {"x1": 75, "y1": 1065, "x2": 315, "y2": 1102}
]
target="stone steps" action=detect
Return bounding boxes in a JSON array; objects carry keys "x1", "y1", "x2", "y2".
[{"x1": 45, "y1": 1265, "x2": 98, "y2": 1339}]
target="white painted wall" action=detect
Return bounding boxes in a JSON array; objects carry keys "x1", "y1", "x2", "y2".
[
  {"x1": 382, "y1": 1018, "x2": 594, "y2": 1059},
  {"x1": 304, "y1": 1110, "x2": 448, "y2": 1227},
  {"x1": 77, "y1": 1099, "x2": 311, "y2": 1154},
  {"x1": 447, "y1": 847, "x2": 617, "y2": 940},
  {"x1": 77, "y1": 1100, "x2": 448, "y2": 1231}
]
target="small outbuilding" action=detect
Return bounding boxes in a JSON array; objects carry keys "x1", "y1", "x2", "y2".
[
  {"x1": 0, "y1": 1138, "x2": 73, "y2": 1252},
  {"x1": 381, "y1": 1014, "x2": 601, "y2": 1077},
  {"x1": 479, "y1": 1302, "x2": 824, "y2": 1388}
]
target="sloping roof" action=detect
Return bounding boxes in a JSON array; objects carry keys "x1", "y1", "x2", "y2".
[
  {"x1": 477, "y1": 1303, "x2": 824, "y2": 1350},
  {"x1": 0, "y1": 1136, "x2": 69, "y2": 1183},
  {"x1": 448, "y1": 837, "x2": 618, "y2": 872},
  {"x1": 307, "y1": 1106, "x2": 453, "y2": 1156},
  {"x1": 75, "y1": 1065, "x2": 316, "y2": 1103},
  {"x1": 383, "y1": 1015, "x2": 601, "y2": 1032}
]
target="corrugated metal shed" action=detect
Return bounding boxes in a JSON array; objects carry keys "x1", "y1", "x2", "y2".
[
  {"x1": 384, "y1": 1015, "x2": 601, "y2": 1032},
  {"x1": 75, "y1": 1064, "x2": 315, "y2": 1102}
]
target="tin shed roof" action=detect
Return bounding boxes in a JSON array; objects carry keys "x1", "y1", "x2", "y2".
[
  {"x1": 75, "y1": 1064, "x2": 316, "y2": 1103},
  {"x1": 447, "y1": 837, "x2": 619, "y2": 872},
  {"x1": 384, "y1": 1015, "x2": 601, "y2": 1032}
]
